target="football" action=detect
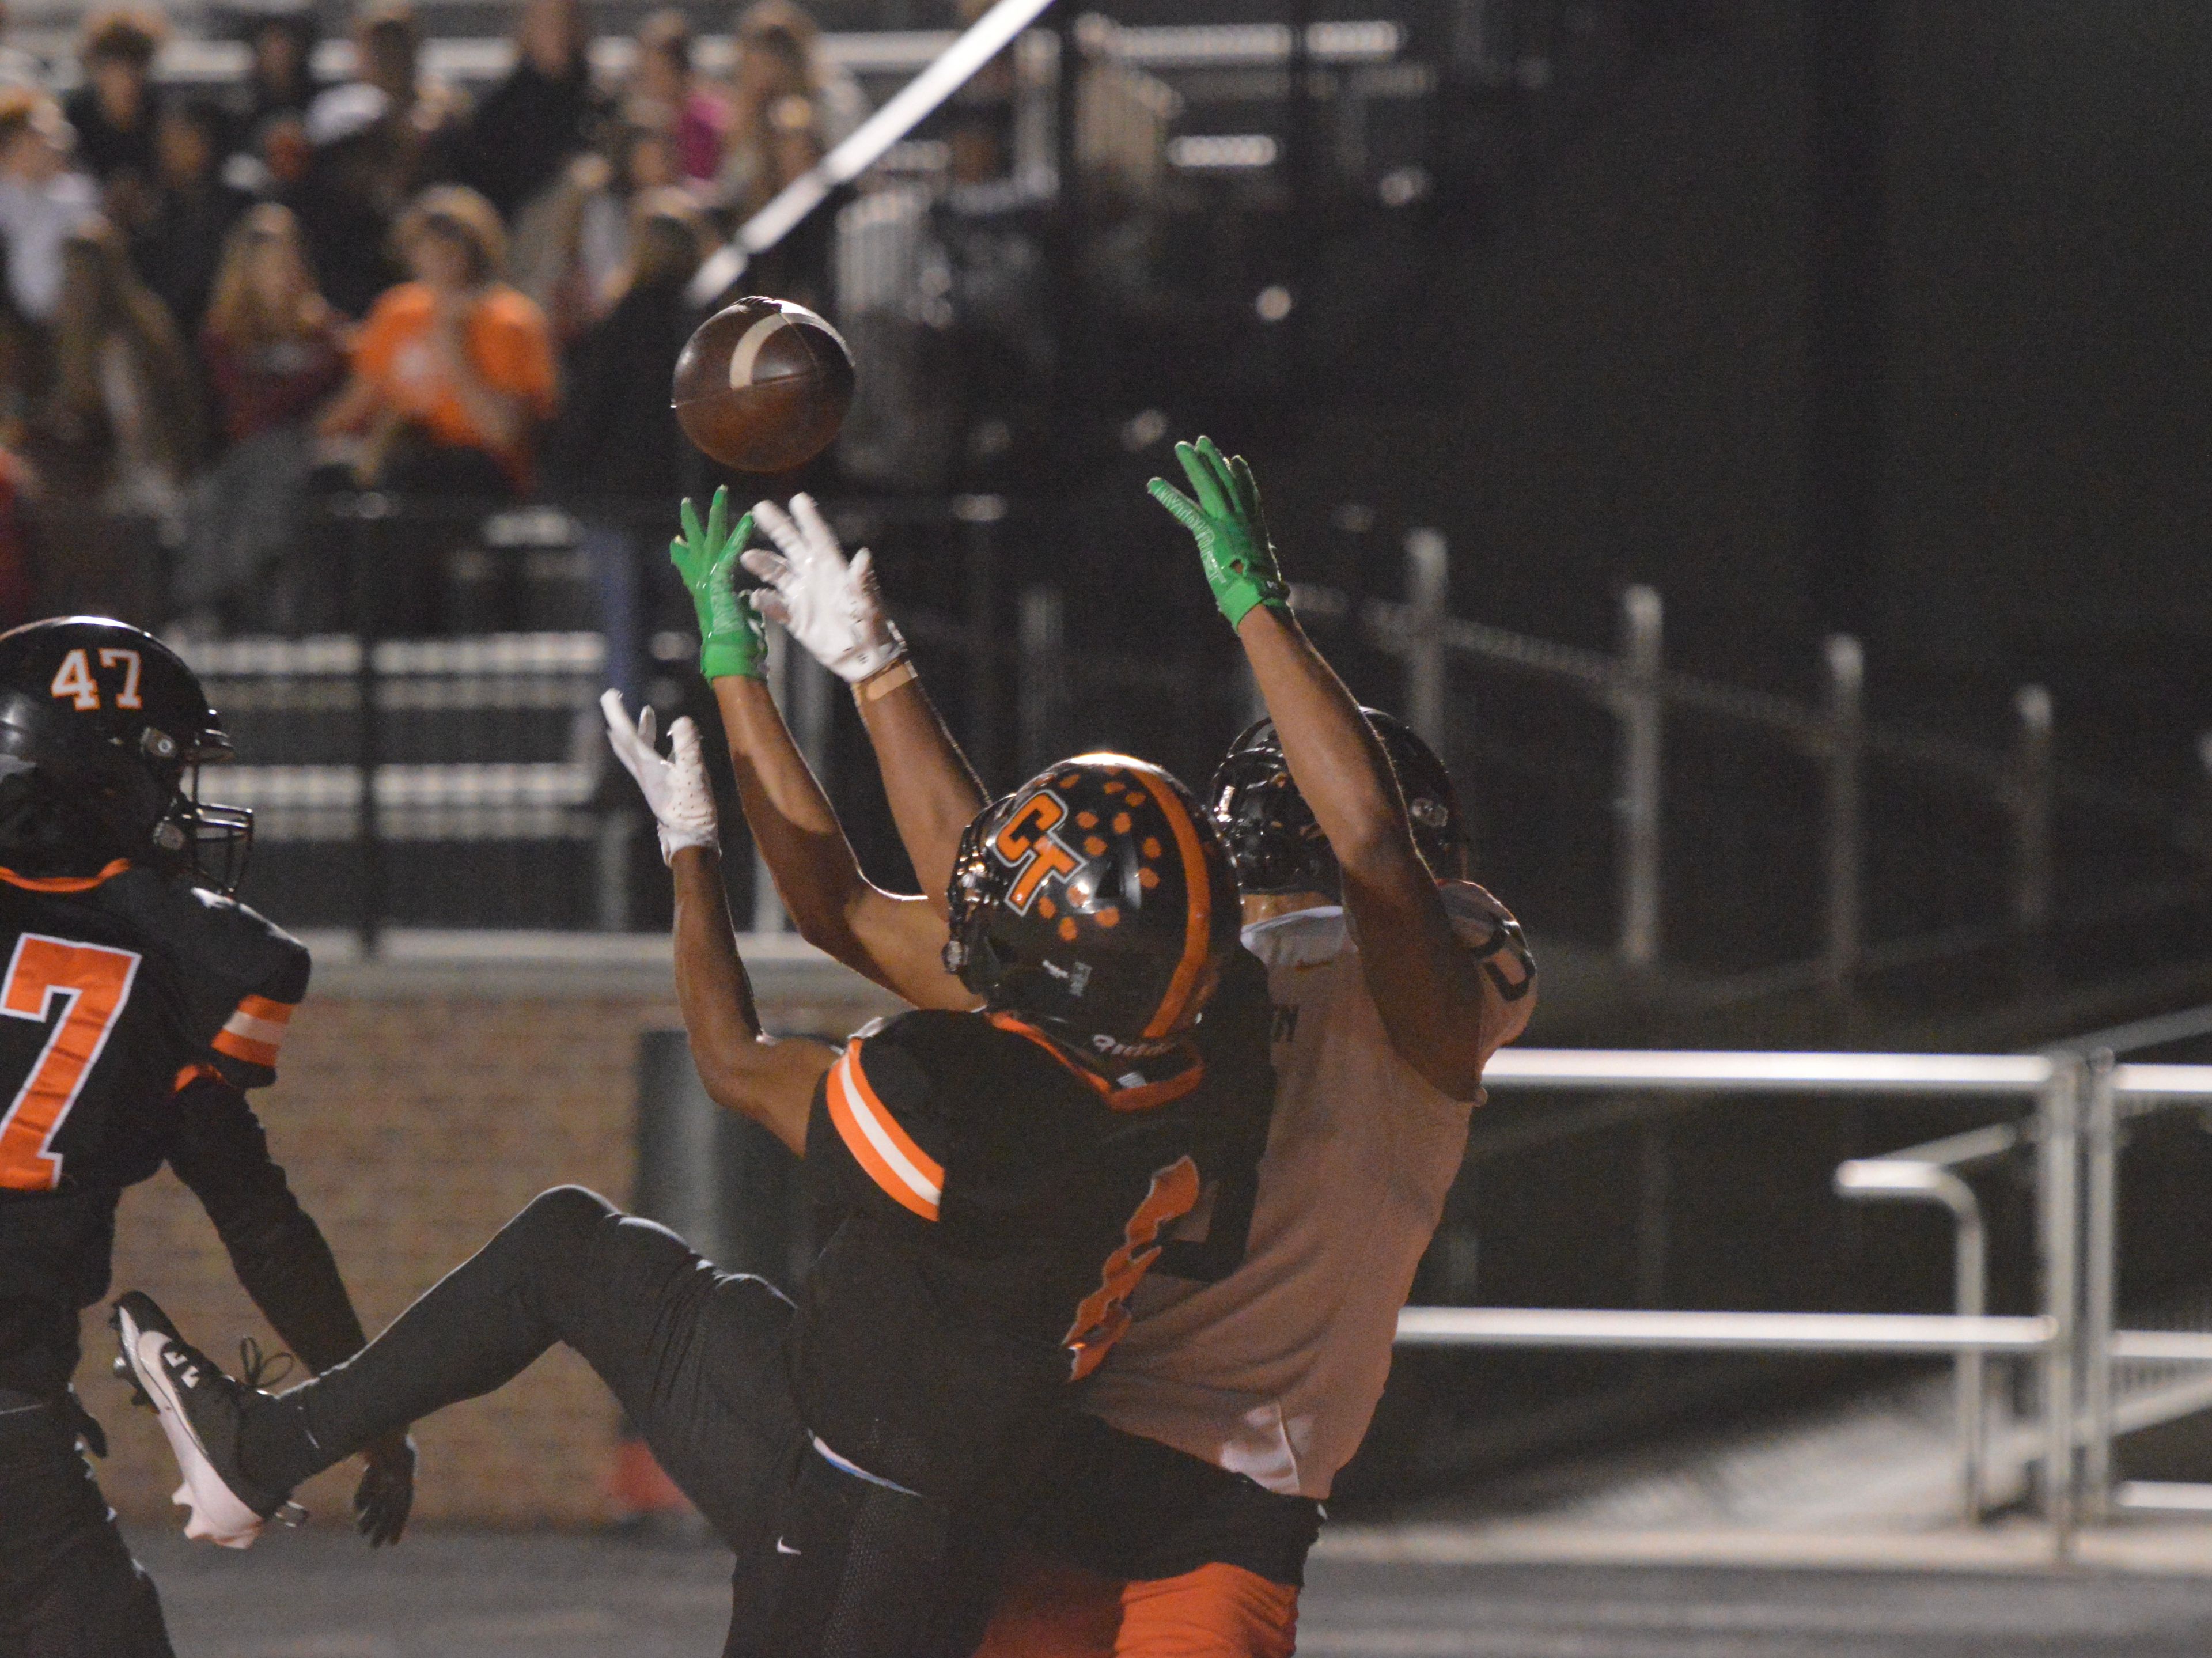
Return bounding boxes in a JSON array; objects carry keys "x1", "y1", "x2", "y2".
[{"x1": 671, "y1": 297, "x2": 856, "y2": 474}]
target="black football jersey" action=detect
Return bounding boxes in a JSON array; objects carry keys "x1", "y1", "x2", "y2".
[
  {"x1": 791, "y1": 979, "x2": 1271, "y2": 1505},
  {"x1": 0, "y1": 860, "x2": 309, "y2": 1394}
]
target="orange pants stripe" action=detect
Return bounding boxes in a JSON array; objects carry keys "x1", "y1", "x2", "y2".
[{"x1": 975, "y1": 1558, "x2": 1299, "y2": 1658}]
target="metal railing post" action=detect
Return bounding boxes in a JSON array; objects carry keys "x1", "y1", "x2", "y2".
[
  {"x1": 2083, "y1": 1048, "x2": 2120, "y2": 1520},
  {"x1": 1018, "y1": 585, "x2": 1066, "y2": 774},
  {"x1": 594, "y1": 810, "x2": 635, "y2": 933},
  {"x1": 2039, "y1": 1051, "x2": 2084, "y2": 1558},
  {"x1": 956, "y1": 494, "x2": 1006, "y2": 787},
  {"x1": 1404, "y1": 528, "x2": 1449, "y2": 751},
  {"x1": 348, "y1": 498, "x2": 387, "y2": 959},
  {"x1": 751, "y1": 628, "x2": 789, "y2": 934},
  {"x1": 2012, "y1": 685, "x2": 2054, "y2": 940},
  {"x1": 793, "y1": 646, "x2": 836, "y2": 798},
  {"x1": 1954, "y1": 1181, "x2": 1989, "y2": 1524},
  {"x1": 1615, "y1": 586, "x2": 1664, "y2": 969},
  {"x1": 2196, "y1": 731, "x2": 2212, "y2": 867},
  {"x1": 1835, "y1": 1158, "x2": 1988, "y2": 1523},
  {"x1": 1821, "y1": 635, "x2": 1863, "y2": 997}
]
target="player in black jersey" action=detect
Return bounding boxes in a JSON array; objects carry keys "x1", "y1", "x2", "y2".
[
  {"x1": 0, "y1": 618, "x2": 412, "y2": 1658},
  {"x1": 115, "y1": 563, "x2": 1253, "y2": 1658},
  {"x1": 726, "y1": 474, "x2": 1532, "y2": 1654}
]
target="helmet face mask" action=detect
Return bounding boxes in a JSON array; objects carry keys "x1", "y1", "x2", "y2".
[
  {"x1": 944, "y1": 755, "x2": 1240, "y2": 1057},
  {"x1": 0, "y1": 618, "x2": 254, "y2": 895},
  {"x1": 1208, "y1": 710, "x2": 1468, "y2": 899},
  {"x1": 1209, "y1": 742, "x2": 1336, "y2": 898},
  {"x1": 166, "y1": 763, "x2": 254, "y2": 896}
]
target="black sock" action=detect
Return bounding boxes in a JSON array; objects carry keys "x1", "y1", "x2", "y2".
[
  {"x1": 235, "y1": 1186, "x2": 624, "y2": 1492},
  {"x1": 237, "y1": 1386, "x2": 328, "y2": 1495}
]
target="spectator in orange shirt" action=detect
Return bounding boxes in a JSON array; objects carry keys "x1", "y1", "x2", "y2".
[
  {"x1": 320, "y1": 184, "x2": 556, "y2": 499},
  {"x1": 319, "y1": 184, "x2": 556, "y2": 632}
]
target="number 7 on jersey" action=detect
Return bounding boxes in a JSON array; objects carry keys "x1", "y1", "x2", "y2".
[{"x1": 0, "y1": 934, "x2": 140, "y2": 1191}]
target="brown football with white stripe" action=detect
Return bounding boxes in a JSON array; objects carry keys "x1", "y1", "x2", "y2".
[{"x1": 671, "y1": 297, "x2": 855, "y2": 474}]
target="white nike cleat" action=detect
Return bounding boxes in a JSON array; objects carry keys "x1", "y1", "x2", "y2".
[{"x1": 111, "y1": 1292, "x2": 301, "y2": 1550}]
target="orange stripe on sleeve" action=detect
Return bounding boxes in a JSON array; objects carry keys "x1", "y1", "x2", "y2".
[
  {"x1": 213, "y1": 995, "x2": 294, "y2": 1072},
  {"x1": 211, "y1": 1027, "x2": 280, "y2": 1069},
  {"x1": 824, "y1": 1043, "x2": 943, "y2": 1221}
]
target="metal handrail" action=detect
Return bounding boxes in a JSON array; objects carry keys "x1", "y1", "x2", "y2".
[
  {"x1": 1305, "y1": 535, "x2": 2206, "y2": 987},
  {"x1": 1395, "y1": 1046, "x2": 2102, "y2": 1557},
  {"x1": 2083, "y1": 1049, "x2": 2212, "y2": 1518},
  {"x1": 1395, "y1": 1308, "x2": 2048, "y2": 1353},
  {"x1": 1320, "y1": 574, "x2": 2192, "y2": 837},
  {"x1": 1814, "y1": 1001, "x2": 2212, "y2": 1524},
  {"x1": 1834, "y1": 1158, "x2": 1991, "y2": 1520},
  {"x1": 1860, "y1": 1121, "x2": 2026, "y2": 1169},
  {"x1": 2112, "y1": 1063, "x2": 2212, "y2": 1101},
  {"x1": 2109, "y1": 1332, "x2": 2212, "y2": 1363},
  {"x1": 1406, "y1": 1050, "x2": 2212, "y2": 1550},
  {"x1": 1479, "y1": 1049, "x2": 2054, "y2": 1093}
]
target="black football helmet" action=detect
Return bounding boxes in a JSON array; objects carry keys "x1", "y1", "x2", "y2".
[
  {"x1": 1210, "y1": 710, "x2": 1468, "y2": 897},
  {"x1": 0, "y1": 618, "x2": 252, "y2": 892},
  {"x1": 943, "y1": 754, "x2": 1241, "y2": 1058}
]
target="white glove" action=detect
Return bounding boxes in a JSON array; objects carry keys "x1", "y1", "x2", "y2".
[
  {"x1": 601, "y1": 690, "x2": 718, "y2": 865},
  {"x1": 740, "y1": 494, "x2": 906, "y2": 684}
]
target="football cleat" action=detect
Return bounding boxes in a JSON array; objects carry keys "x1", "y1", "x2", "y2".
[{"x1": 110, "y1": 1292, "x2": 302, "y2": 1549}]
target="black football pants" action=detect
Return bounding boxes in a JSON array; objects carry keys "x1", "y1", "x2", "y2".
[
  {"x1": 248, "y1": 1185, "x2": 990, "y2": 1658},
  {"x1": 0, "y1": 1392, "x2": 172, "y2": 1658}
]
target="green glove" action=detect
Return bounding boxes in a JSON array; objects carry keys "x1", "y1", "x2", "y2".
[
  {"x1": 669, "y1": 487, "x2": 763, "y2": 680},
  {"x1": 1147, "y1": 436, "x2": 1289, "y2": 629}
]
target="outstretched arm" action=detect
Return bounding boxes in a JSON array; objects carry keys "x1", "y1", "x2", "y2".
[
  {"x1": 670, "y1": 844, "x2": 837, "y2": 1155},
  {"x1": 713, "y1": 675, "x2": 975, "y2": 1008},
  {"x1": 851, "y1": 670, "x2": 987, "y2": 914},
  {"x1": 660, "y1": 490, "x2": 972, "y2": 1009},
  {"x1": 741, "y1": 493, "x2": 988, "y2": 924},
  {"x1": 1153, "y1": 437, "x2": 1511, "y2": 1099},
  {"x1": 602, "y1": 696, "x2": 836, "y2": 1150}
]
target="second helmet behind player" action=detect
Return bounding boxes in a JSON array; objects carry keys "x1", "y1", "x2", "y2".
[
  {"x1": 944, "y1": 755, "x2": 1240, "y2": 1058},
  {"x1": 1210, "y1": 710, "x2": 1468, "y2": 898}
]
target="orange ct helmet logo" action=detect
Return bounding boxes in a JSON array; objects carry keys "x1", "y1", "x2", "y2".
[{"x1": 991, "y1": 789, "x2": 1085, "y2": 913}]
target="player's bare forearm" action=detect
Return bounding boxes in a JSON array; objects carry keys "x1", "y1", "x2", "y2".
[
  {"x1": 670, "y1": 845, "x2": 825, "y2": 1152},
  {"x1": 672, "y1": 843, "x2": 763, "y2": 1042},
  {"x1": 1236, "y1": 608, "x2": 1419, "y2": 875},
  {"x1": 853, "y1": 671, "x2": 988, "y2": 915},
  {"x1": 1236, "y1": 605, "x2": 1494, "y2": 1097},
  {"x1": 714, "y1": 675, "x2": 863, "y2": 914},
  {"x1": 713, "y1": 676, "x2": 974, "y2": 1009}
]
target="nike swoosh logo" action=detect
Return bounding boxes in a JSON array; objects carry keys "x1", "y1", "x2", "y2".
[{"x1": 775, "y1": 1539, "x2": 801, "y2": 1555}]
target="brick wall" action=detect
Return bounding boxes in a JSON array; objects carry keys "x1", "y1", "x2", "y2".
[{"x1": 82, "y1": 940, "x2": 896, "y2": 1532}]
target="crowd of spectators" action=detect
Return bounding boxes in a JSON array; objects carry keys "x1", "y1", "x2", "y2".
[{"x1": 0, "y1": 0, "x2": 870, "y2": 638}]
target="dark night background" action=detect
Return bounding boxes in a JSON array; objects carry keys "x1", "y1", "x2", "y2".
[{"x1": 63, "y1": 0, "x2": 2212, "y2": 1523}]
